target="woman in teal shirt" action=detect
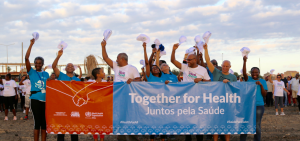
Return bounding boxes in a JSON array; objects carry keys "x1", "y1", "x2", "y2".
[{"x1": 240, "y1": 56, "x2": 267, "y2": 141}]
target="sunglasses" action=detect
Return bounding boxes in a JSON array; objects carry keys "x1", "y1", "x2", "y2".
[{"x1": 186, "y1": 58, "x2": 195, "y2": 61}]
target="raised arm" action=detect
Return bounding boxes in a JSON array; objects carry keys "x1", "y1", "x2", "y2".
[
  {"x1": 156, "y1": 50, "x2": 160, "y2": 67},
  {"x1": 25, "y1": 39, "x2": 35, "y2": 72},
  {"x1": 197, "y1": 50, "x2": 205, "y2": 67},
  {"x1": 203, "y1": 43, "x2": 214, "y2": 73},
  {"x1": 43, "y1": 66, "x2": 48, "y2": 72},
  {"x1": 78, "y1": 66, "x2": 82, "y2": 79},
  {"x1": 101, "y1": 39, "x2": 113, "y2": 68},
  {"x1": 141, "y1": 67, "x2": 147, "y2": 82},
  {"x1": 19, "y1": 76, "x2": 26, "y2": 85},
  {"x1": 52, "y1": 49, "x2": 63, "y2": 78},
  {"x1": 148, "y1": 48, "x2": 156, "y2": 69},
  {"x1": 143, "y1": 42, "x2": 150, "y2": 77},
  {"x1": 170, "y1": 43, "x2": 182, "y2": 69},
  {"x1": 268, "y1": 75, "x2": 273, "y2": 83},
  {"x1": 242, "y1": 56, "x2": 248, "y2": 81}
]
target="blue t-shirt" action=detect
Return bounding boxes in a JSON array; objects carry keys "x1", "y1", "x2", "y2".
[
  {"x1": 162, "y1": 72, "x2": 178, "y2": 82},
  {"x1": 206, "y1": 67, "x2": 213, "y2": 80},
  {"x1": 247, "y1": 76, "x2": 268, "y2": 106},
  {"x1": 57, "y1": 72, "x2": 81, "y2": 81},
  {"x1": 28, "y1": 67, "x2": 49, "y2": 101},
  {"x1": 146, "y1": 72, "x2": 166, "y2": 82}
]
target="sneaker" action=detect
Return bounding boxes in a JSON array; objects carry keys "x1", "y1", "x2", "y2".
[
  {"x1": 23, "y1": 110, "x2": 26, "y2": 113},
  {"x1": 4, "y1": 116, "x2": 8, "y2": 120},
  {"x1": 24, "y1": 116, "x2": 28, "y2": 120},
  {"x1": 13, "y1": 116, "x2": 17, "y2": 120},
  {"x1": 29, "y1": 109, "x2": 31, "y2": 112},
  {"x1": 280, "y1": 112, "x2": 285, "y2": 115},
  {"x1": 275, "y1": 112, "x2": 279, "y2": 115}
]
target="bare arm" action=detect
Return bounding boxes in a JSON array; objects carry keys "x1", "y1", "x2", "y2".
[
  {"x1": 272, "y1": 85, "x2": 274, "y2": 94},
  {"x1": 44, "y1": 66, "x2": 47, "y2": 72},
  {"x1": 203, "y1": 43, "x2": 215, "y2": 73},
  {"x1": 148, "y1": 48, "x2": 156, "y2": 69},
  {"x1": 243, "y1": 56, "x2": 248, "y2": 81},
  {"x1": 25, "y1": 39, "x2": 35, "y2": 72},
  {"x1": 156, "y1": 50, "x2": 160, "y2": 67},
  {"x1": 101, "y1": 39, "x2": 113, "y2": 68},
  {"x1": 14, "y1": 87, "x2": 18, "y2": 99},
  {"x1": 198, "y1": 52, "x2": 205, "y2": 67},
  {"x1": 52, "y1": 49, "x2": 63, "y2": 78},
  {"x1": 143, "y1": 42, "x2": 150, "y2": 77},
  {"x1": 78, "y1": 66, "x2": 82, "y2": 79},
  {"x1": 268, "y1": 75, "x2": 273, "y2": 83},
  {"x1": 170, "y1": 43, "x2": 182, "y2": 69},
  {"x1": 177, "y1": 72, "x2": 182, "y2": 82},
  {"x1": 141, "y1": 67, "x2": 147, "y2": 82}
]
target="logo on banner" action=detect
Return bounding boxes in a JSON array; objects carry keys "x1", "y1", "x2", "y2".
[{"x1": 71, "y1": 111, "x2": 80, "y2": 118}]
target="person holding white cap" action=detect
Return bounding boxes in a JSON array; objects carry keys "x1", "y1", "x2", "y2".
[
  {"x1": 171, "y1": 43, "x2": 210, "y2": 141},
  {"x1": 25, "y1": 38, "x2": 49, "y2": 141},
  {"x1": 203, "y1": 43, "x2": 236, "y2": 141},
  {"x1": 101, "y1": 39, "x2": 140, "y2": 141},
  {"x1": 52, "y1": 49, "x2": 80, "y2": 141},
  {"x1": 101, "y1": 39, "x2": 140, "y2": 84}
]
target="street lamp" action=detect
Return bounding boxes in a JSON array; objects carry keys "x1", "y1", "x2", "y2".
[{"x1": 0, "y1": 43, "x2": 15, "y2": 73}]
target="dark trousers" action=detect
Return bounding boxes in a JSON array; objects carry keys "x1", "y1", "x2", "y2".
[
  {"x1": 20, "y1": 93, "x2": 25, "y2": 109},
  {"x1": 14, "y1": 95, "x2": 18, "y2": 110},
  {"x1": 57, "y1": 134, "x2": 78, "y2": 141},
  {"x1": 266, "y1": 92, "x2": 273, "y2": 106},
  {"x1": 185, "y1": 135, "x2": 203, "y2": 141},
  {"x1": 297, "y1": 96, "x2": 300, "y2": 111}
]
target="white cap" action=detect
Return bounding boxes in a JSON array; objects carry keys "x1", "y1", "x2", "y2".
[
  {"x1": 57, "y1": 41, "x2": 68, "y2": 50},
  {"x1": 103, "y1": 29, "x2": 112, "y2": 41},
  {"x1": 229, "y1": 69, "x2": 234, "y2": 75},
  {"x1": 196, "y1": 41, "x2": 204, "y2": 54},
  {"x1": 185, "y1": 47, "x2": 197, "y2": 54},
  {"x1": 153, "y1": 39, "x2": 166, "y2": 56},
  {"x1": 240, "y1": 47, "x2": 250, "y2": 57},
  {"x1": 32, "y1": 32, "x2": 39, "y2": 41},
  {"x1": 137, "y1": 34, "x2": 150, "y2": 43},
  {"x1": 194, "y1": 35, "x2": 201, "y2": 44},
  {"x1": 202, "y1": 31, "x2": 211, "y2": 43},
  {"x1": 179, "y1": 35, "x2": 187, "y2": 45},
  {"x1": 270, "y1": 69, "x2": 275, "y2": 74},
  {"x1": 140, "y1": 59, "x2": 145, "y2": 68}
]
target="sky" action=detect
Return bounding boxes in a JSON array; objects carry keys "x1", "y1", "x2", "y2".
[{"x1": 0, "y1": 0, "x2": 299, "y2": 76}]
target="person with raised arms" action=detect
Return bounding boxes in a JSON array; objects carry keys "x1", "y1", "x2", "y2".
[
  {"x1": 240, "y1": 56, "x2": 268, "y2": 141},
  {"x1": 101, "y1": 39, "x2": 140, "y2": 84},
  {"x1": 171, "y1": 43, "x2": 210, "y2": 141},
  {"x1": 25, "y1": 38, "x2": 49, "y2": 141},
  {"x1": 203, "y1": 43, "x2": 236, "y2": 141},
  {"x1": 101, "y1": 39, "x2": 140, "y2": 141},
  {"x1": 51, "y1": 49, "x2": 80, "y2": 141}
]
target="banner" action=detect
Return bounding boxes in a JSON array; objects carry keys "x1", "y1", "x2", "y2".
[
  {"x1": 113, "y1": 82, "x2": 257, "y2": 135},
  {"x1": 46, "y1": 80, "x2": 113, "y2": 135}
]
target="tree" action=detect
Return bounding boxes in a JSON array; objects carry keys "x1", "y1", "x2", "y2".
[
  {"x1": 7, "y1": 66, "x2": 11, "y2": 72},
  {"x1": 171, "y1": 69, "x2": 180, "y2": 76}
]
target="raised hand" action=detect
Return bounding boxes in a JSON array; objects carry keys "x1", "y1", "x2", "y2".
[
  {"x1": 101, "y1": 39, "x2": 106, "y2": 48},
  {"x1": 194, "y1": 78, "x2": 203, "y2": 83},
  {"x1": 152, "y1": 48, "x2": 157, "y2": 53},
  {"x1": 142, "y1": 42, "x2": 147, "y2": 49},
  {"x1": 203, "y1": 43, "x2": 207, "y2": 50},
  {"x1": 30, "y1": 39, "x2": 35, "y2": 45},
  {"x1": 243, "y1": 56, "x2": 248, "y2": 62},
  {"x1": 57, "y1": 49, "x2": 63, "y2": 56},
  {"x1": 173, "y1": 43, "x2": 179, "y2": 51}
]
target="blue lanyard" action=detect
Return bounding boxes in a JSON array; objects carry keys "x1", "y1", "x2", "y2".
[{"x1": 35, "y1": 70, "x2": 45, "y2": 89}]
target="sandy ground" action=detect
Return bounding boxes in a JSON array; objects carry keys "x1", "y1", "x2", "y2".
[{"x1": 0, "y1": 105, "x2": 300, "y2": 141}]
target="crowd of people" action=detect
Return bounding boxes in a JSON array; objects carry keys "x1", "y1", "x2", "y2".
[{"x1": 0, "y1": 37, "x2": 299, "y2": 141}]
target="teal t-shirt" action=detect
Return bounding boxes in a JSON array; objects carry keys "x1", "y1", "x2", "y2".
[
  {"x1": 162, "y1": 72, "x2": 178, "y2": 82},
  {"x1": 57, "y1": 72, "x2": 81, "y2": 81},
  {"x1": 28, "y1": 67, "x2": 49, "y2": 101},
  {"x1": 212, "y1": 68, "x2": 237, "y2": 82},
  {"x1": 247, "y1": 76, "x2": 268, "y2": 106},
  {"x1": 146, "y1": 72, "x2": 166, "y2": 82}
]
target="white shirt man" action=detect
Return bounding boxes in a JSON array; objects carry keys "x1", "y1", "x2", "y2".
[
  {"x1": 113, "y1": 61, "x2": 140, "y2": 82},
  {"x1": 181, "y1": 63, "x2": 210, "y2": 82},
  {"x1": 290, "y1": 77, "x2": 299, "y2": 99}
]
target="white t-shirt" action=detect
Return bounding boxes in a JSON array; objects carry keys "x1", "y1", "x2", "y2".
[
  {"x1": 0, "y1": 84, "x2": 3, "y2": 96},
  {"x1": 180, "y1": 63, "x2": 210, "y2": 82},
  {"x1": 2, "y1": 79, "x2": 17, "y2": 96},
  {"x1": 23, "y1": 79, "x2": 31, "y2": 95},
  {"x1": 290, "y1": 78, "x2": 299, "y2": 91},
  {"x1": 112, "y1": 61, "x2": 140, "y2": 82},
  {"x1": 273, "y1": 80, "x2": 285, "y2": 97}
]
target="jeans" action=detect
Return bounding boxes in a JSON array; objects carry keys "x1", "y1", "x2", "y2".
[
  {"x1": 283, "y1": 91, "x2": 288, "y2": 106},
  {"x1": 240, "y1": 106, "x2": 264, "y2": 141}
]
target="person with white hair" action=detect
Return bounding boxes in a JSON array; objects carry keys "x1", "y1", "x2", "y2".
[{"x1": 203, "y1": 43, "x2": 236, "y2": 141}]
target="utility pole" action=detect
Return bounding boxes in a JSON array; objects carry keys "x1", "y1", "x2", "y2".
[
  {"x1": 222, "y1": 53, "x2": 223, "y2": 62},
  {"x1": 0, "y1": 43, "x2": 15, "y2": 73},
  {"x1": 21, "y1": 42, "x2": 23, "y2": 75},
  {"x1": 259, "y1": 58, "x2": 261, "y2": 69}
]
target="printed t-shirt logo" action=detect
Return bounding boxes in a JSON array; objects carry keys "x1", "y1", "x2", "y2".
[
  {"x1": 188, "y1": 72, "x2": 197, "y2": 79},
  {"x1": 119, "y1": 71, "x2": 125, "y2": 77},
  {"x1": 5, "y1": 83, "x2": 10, "y2": 86},
  {"x1": 35, "y1": 80, "x2": 44, "y2": 89}
]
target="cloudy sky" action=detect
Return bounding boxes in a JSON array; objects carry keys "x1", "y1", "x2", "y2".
[{"x1": 0, "y1": 0, "x2": 299, "y2": 76}]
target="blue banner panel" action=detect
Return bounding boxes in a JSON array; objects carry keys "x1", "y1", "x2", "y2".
[{"x1": 113, "y1": 82, "x2": 257, "y2": 135}]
